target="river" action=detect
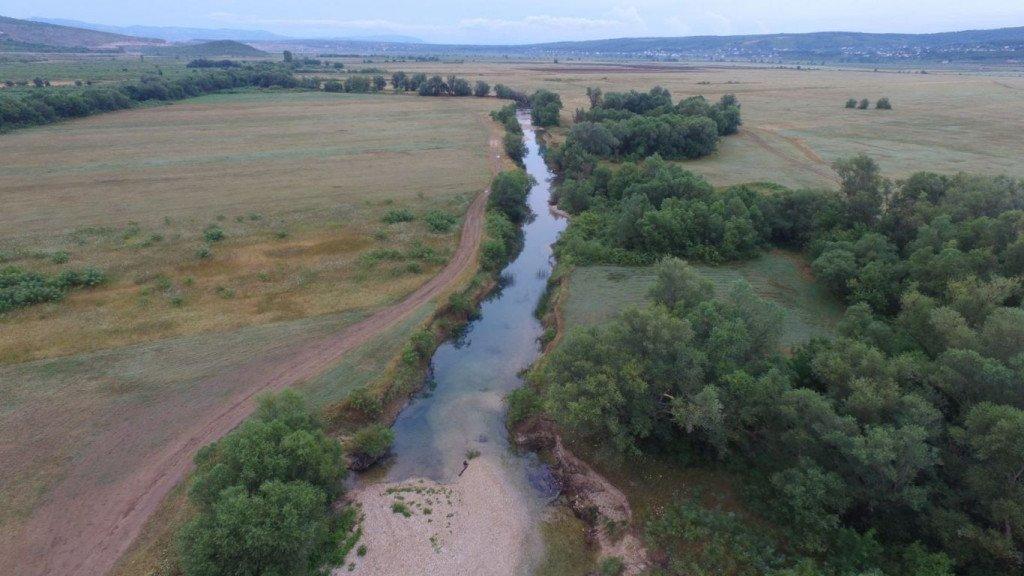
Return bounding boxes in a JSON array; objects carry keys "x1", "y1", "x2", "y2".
[{"x1": 357, "y1": 111, "x2": 567, "y2": 571}]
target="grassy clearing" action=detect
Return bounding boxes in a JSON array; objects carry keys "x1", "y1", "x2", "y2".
[
  {"x1": 562, "y1": 250, "x2": 843, "y2": 350},
  {"x1": 0, "y1": 90, "x2": 497, "y2": 362},
  {"x1": 535, "y1": 507, "x2": 597, "y2": 576}
]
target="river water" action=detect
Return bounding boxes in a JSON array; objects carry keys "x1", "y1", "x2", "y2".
[{"x1": 384, "y1": 111, "x2": 564, "y2": 483}]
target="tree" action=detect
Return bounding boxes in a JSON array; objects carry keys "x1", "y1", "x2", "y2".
[
  {"x1": 833, "y1": 154, "x2": 887, "y2": 224},
  {"x1": 846, "y1": 98, "x2": 858, "y2": 108},
  {"x1": 586, "y1": 86, "x2": 603, "y2": 109},
  {"x1": 391, "y1": 71, "x2": 407, "y2": 91},
  {"x1": 648, "y1": 257, "x2": 714, "y2": 313},
  {"x1": 876, "y1": 97, "x2": 892, "y2": 110},
  {"x1": 488, "y1": 170, "x2": 532, "y2": 223},
  {"x1": 503, "y1": 132, "x2": 527, "y2": 165},
  {"x1": 372, "y1": 75, "x2": 386, "y2": 92},
  {"x1": 567, "y1": 122, "x2": 619, "y2": 156},
  {"x1": 474, "y1": 80, "x2": 490, "y2": 97},
  {"x1": 858, "y1": 98, "x2": 870, "y2": 109},
  {"x1": 282, "y1": 50, "x2": 293, "y2": 63},
  {"x1": 530, "y1": 89, "x2": 563, "y2": 127}
]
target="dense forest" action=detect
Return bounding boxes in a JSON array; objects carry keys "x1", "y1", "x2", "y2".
[{"x1": 524, "y1": 87, "x2": 1024, "y2": 575}]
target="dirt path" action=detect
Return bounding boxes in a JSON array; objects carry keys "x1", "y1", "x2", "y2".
[{"x1": 7, "y1": 138, "x2": 502, "y2": 576}]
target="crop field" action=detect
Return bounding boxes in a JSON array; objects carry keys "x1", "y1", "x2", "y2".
[
  {"x1": 562, "y1": 250, "x2": 843, "y2": 349},
  {"x1": 0, "y1": 90, "x2": 499, "y2": 362}
]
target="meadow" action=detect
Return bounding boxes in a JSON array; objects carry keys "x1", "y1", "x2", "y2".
[
  {"x1": 0, "y1": 90, "x2": 499, "y2": 362},
  {"x1": 0, "y1": 86, "x2": 501, "y2": 572}
]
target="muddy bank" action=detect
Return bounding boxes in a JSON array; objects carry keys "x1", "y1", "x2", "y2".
[{"x1": 514, "y1": 417, "x2": 648, "y2": 575}]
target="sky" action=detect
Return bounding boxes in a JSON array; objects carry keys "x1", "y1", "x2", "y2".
[{"x1": 6, "y1": 0, "x2": 1024, "y2": 44}]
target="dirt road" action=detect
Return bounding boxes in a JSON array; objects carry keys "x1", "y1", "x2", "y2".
[{"x1": 7, "y1": 138, "x2": 501, "y2": 576}]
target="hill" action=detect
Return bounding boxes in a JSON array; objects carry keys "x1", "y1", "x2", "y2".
[
  {"x1": 30, "y1": 18, "x2": 287, "y2": 42},
  {"x1": 0, "y1": 15, "x2": 164, "y2": 49},
  {"x1": 139, "y1": 39, "x2": 266, "y2": 57},
  {"x1": 257, "y1": 25, "x2": 1024, "y2": 64}
]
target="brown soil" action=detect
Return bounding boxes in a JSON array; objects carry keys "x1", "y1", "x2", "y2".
[
  {"x1": 5, "y1": 139, "x2": 501, "y2": 576},
  {"x1": 515, "y1": 417, "x2": 649, "y2": 575}
]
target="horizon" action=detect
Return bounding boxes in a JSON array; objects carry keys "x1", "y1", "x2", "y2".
[{"x1": 6, "y1": 0, "x2": 1024, "y2": 44}]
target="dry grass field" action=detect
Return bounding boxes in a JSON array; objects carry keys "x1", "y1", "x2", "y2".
[
  {"x1": 368, "y1": 60, "x2": 1024, "y2": 187},
  {"x1": 0, "y1": 90, "x2": 499, "y2": 363},
  {"x1": 3, "y1": 56, "x2": 1024, "y2": 574},
  {"x1": 0, "y1": 88, "x2": 502, "y2": 574}
]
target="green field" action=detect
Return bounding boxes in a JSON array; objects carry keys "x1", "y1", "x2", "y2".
[{"x1": 562, "y1": 250, "x2": 843, "y2": 350}]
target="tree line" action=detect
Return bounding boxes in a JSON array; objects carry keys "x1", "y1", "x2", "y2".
[
  {"x1": 0, "y1": 63, "x2": 308, "y2": 131},
  {"x1": 524, "y1": 86, "x2": 1024, "y2": 576}
]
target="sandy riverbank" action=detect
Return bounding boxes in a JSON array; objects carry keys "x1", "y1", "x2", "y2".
[{"x1": 340, "y1": 456, "x2": 534, "y2": 575}]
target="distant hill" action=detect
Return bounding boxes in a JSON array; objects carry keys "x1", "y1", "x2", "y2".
[
  {"x1": 30, "y1": 18, "x2": 287, "y2": 42},
  {"x1": 139, "y1": 40, "x2": 266, "y2": 57},
  {"x1": 0, "y1": 15, "x2": 164, "y2": 49},
  {"x1": 256, "y1": 26, "x2": 1024, "y2": 64}
]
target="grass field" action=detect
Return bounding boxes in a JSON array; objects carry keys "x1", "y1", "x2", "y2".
[
  {"x1": 0, "y1": 90, "x2": 499, "y2": 363},
  {"x1": 562, "y1": 250, "x2": 843, "y2": 350},
  {"x1": 335, "y1": 60, "x2": 1024, "y2": 188}
]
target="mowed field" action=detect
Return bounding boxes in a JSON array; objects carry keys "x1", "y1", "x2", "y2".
[
  {"x1": 373, "y1": 60, "x2": 1024, "y2": 188},
  {"x1": 0, "y1": 89, "x2": 502, "y2": 574},
  {"x1": 0, "y1": 90, "x2": 499, "y2": 362},
  {"x1": 561, "y1": 251, "x2": 843, "y2": 349}
]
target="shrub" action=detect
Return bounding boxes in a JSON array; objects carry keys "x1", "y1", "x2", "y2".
[
  {"x1": 391, "y1": 502, "x2": 411, "y2": 517},
  {"x1": 345, "y1": 424, "x2": 395, "y2": 469},
  {"x1": 202, "y1": 224, "x2": 225, "y2": 242},
  {"x1": 503, "y1": 132, "x2": 527, "y2": 164},
  {"x1": 858, "y1": 98, "x2": 870, "y2": 109},
  {"x1": 423, "y1": 210, "x2": 458, "y2": 233},
  {"x1": 473, "y1": 80, "x2": 490, "y2": 97},
  {"x1": 506, "y1": 387, "x2": 542, "y2": 427},
  {"x1": 488, "y1": 170, "x2": 532, "y2": 223},
  {"x1": 530, "y1": 89, "x2": 563, "y2": 127},
  {"x1": 876, "y1": 97, "x2": 892, "y2": 110},
  {"x1": 845, "y1": 98, "x2": 858, "y2": 108},
  {"x1": 382, "y1": 209, "x2": 415, "y2": 224},
  {"x1": 195, "y1": 244, "x2": 212, "y2": 259}
]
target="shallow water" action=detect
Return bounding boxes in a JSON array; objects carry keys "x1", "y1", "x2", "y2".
[{"x1": 381, "y1": 111, "x2": 565, "y2": 492}]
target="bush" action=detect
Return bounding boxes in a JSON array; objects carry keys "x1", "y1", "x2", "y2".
[
  {"x1": 488, "y1": 170, "x2": 532, "y2": 223},
  {"x1": 876, "y1": 97, "x2": 892, "y2": 110},
  {"x1": 423, "y1": 210, "x2": 458, "y2": 233},
  {"x1": 474, "y1": 80, "x2": 490, "y2": 97},
  {"x1": 345, "y1": 424, "x2": 395, "y2": 469},
  {"x1": 0, "y1": 265, "x2": 105, "y2": 313},
  {"x1": 845, "y1": 98, "x2": 858, "y2": 108},
  {"x1": 202, "y1": 224, "x2": 225, "y2": 242},
  {"x1": 530, "y1": 89, "x2": 563, "y2": 127},
  {"x1": 858, "y1": 98, "x2": 870, "y2": 109},
  {"x1": 506, "y1": 387, "x2": 542, "y2": 427},
  {"x1": 503, "y1": 132, "x2": 527, "y2": 164},
  {"x1": 382, "y1": 209, "x2": 415, "y2": 224},
  {"x1": 599, "y1": 556, "x2": 625, "y2": 576}
]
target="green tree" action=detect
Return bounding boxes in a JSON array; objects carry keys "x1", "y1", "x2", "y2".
[
  {"x1": 488, "y1": 170, "x2": 532, "y2": 223},
  {"x1": 473, "y1": 80, "x2": 490, "y2": 97}
]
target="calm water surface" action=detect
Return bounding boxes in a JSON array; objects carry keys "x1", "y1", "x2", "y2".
[{"x1": 383, "y1": 112, "x2": 565, "y2": 488}]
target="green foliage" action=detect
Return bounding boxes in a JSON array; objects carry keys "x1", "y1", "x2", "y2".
[
  {"x1": 506, "y1": 387, "x2": 543, "y2": 427},
  {"x1": 345, "y1": 424, "x2": 395, "y2": 462},
  {"x1": 202, "y1": 224, "x2": 225, "y2": 242},
  {"x1": 846, "y1": 98, "x2": 858, "y2": 108},
  {"x1": 381, "y1": 208, "x2": 415, "y2": 224},
  {"x1": 473, "y1": 80, "x2": 490, "y2": 97},
  {"x1": 423, "y1": 210, "x2": 458, "y2": 233},
  {"x1": 503, "y1": 131, "x2": 527, "y2": 164},
  {"x1": 530, "y1": 89, "x2": 563, "y2": 127},
  {"x1": 1, "y1": 64, "x2": 303, "y2": 132},
  {"x1": 179, "y1": 390, "x2": 349, "y2": 576},
  {"x1": 488, "y1": 170, "x2": 532, "y2": 223},
  {"x1": 876, "y1": 97, "x2": 893, "y2": 110},
  {"x1": 598, "y1": 556, "x2": 625, "y2": 576},
  {"x1": 391, "y1": 502, "x2": 412, "y2": 517},
  {"x1": 0, "y1": 265, "x2": 105, "y2": 313}
]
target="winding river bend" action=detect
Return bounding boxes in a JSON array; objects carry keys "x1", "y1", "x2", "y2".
[{"x1": 358, "y1": 111, "x2": 566, "y2": 572}]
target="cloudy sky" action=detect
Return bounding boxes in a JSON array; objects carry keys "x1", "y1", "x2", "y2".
[{"x1": 6, "y1": 0, "x2": 1024, "y2": 43}]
